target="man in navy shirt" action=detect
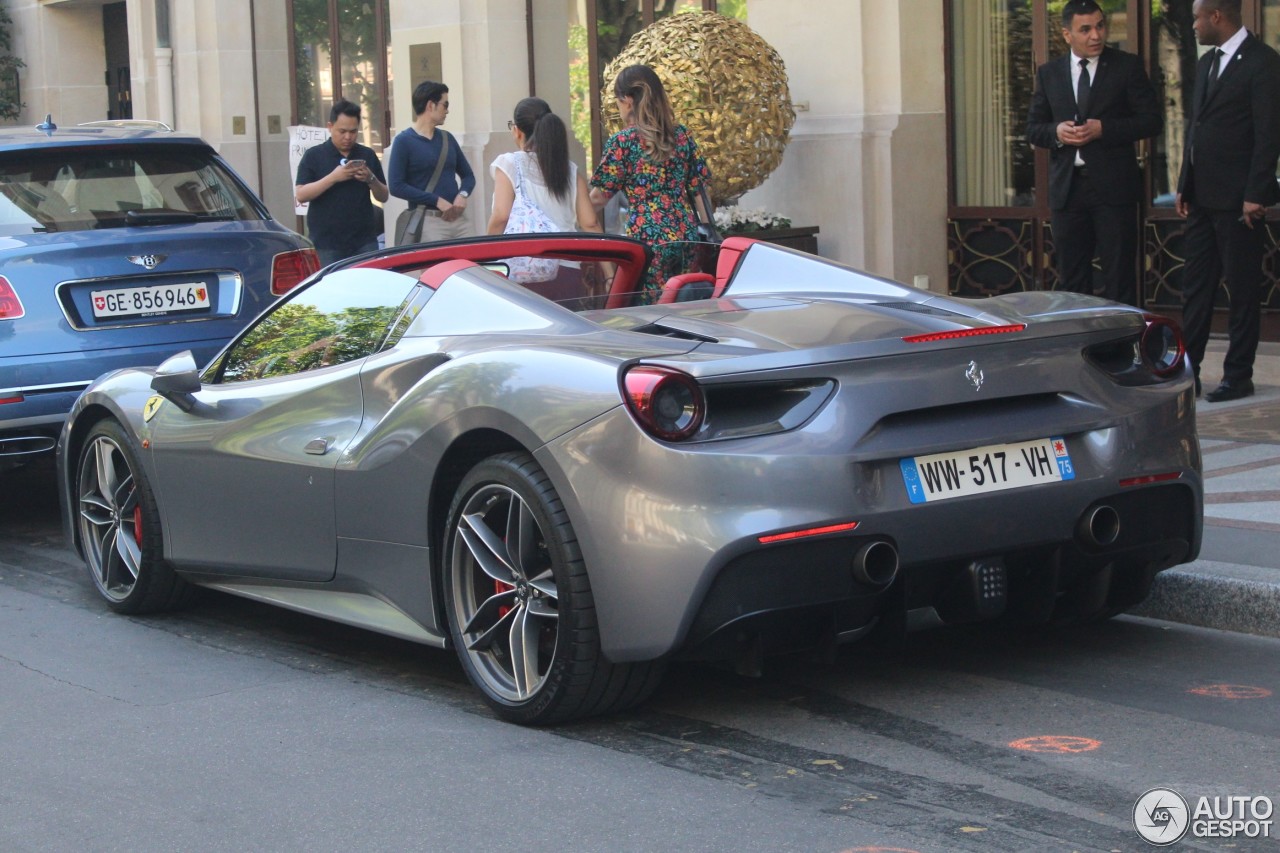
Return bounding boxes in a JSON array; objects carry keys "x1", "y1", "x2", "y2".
[
  {"x1": 295, "y1": 100, "x2": 389, "y2": 266},
  {"x1": 387, "y1": 81, "x2": 477, "y2": 243}
]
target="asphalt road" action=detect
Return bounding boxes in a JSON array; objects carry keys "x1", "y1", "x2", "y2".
[{"x1": 2, "y1": 460, "x2": 1277, "y2": 852}]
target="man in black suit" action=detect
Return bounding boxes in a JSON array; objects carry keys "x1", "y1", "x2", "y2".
[
  {"x1": 1176, "y1": 0, "x2": 1280, "y2": 402},
  {"x1": 1027, "y1": 0, "x2": 1161, "y2": 306}
]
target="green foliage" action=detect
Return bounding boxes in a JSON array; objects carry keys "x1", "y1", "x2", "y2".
[
  {"x1": 290, "y1": 0, "x2": 383, "y2": 129},
  {"x1": 221, "y1": 301, "x2": 398, "y2": 381},
  {"x1": 569, "y1": 23, "x2": 593, "y2": 173},
  {"x1": 717, "y1": 0, "x2": 747, "y2": 21},
  {"x1": 0, "y1": 5, "x2": 26, "y2": 121}
]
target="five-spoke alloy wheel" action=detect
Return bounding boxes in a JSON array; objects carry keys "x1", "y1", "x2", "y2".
[
  {"x1": 76, "y1": 419, "x2": 191, "y2": 613},
  {"x1": 443, "y1": 452, "x2": 662, "y2": 724}
]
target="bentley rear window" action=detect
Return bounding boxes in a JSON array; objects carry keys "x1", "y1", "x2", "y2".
[{"x1": 0, "y1": 147, "x2": 260, "y2": 236}]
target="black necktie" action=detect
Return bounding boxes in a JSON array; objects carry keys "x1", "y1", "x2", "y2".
[
  {"x1": 1202, "y1": 48, "x2": 1223, "y2": 110},
  {"x1": 1076, "y1": 58, "x2": 1091, "y2": 119}
]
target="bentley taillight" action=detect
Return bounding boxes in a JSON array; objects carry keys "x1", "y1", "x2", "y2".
[
  {"x1": 623, "y1": 366, "x2": 705, "y2": 441},
  {"x1": 271, "y1": 249, "x2": 320, "y2": 295},
  {"x1": 0, "y1": 275, "x2": 24, "y2": 319}
]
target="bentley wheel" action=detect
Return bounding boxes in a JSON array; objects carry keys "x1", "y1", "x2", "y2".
[
  {"x1": 443, "y1": 452, "x2": 663, "y2": 725},
  {"x1": 76, "y1": 419, "x2": 193, "y2": 613}
]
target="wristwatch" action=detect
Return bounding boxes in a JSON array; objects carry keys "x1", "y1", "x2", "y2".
[{"x1": 458, "y1": 190, "x2": 469, "y2": 198}]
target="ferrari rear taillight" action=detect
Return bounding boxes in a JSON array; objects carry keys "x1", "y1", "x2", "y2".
[
  {"x1": 0, "y1": 276, "x2": 24, "y2": 319},
  {"x1": 623, "y1": 366, "x2": 705, "y2": 441},
  {"x1": 903, "y1": 324, "x2": 1026, "y2": 343},
  {"x1": 271, "y1": 248, "x2": 320, "y2": 296},
  {"x1": 1139, "y1": 314, "x2": 1185, "y2": 377}
]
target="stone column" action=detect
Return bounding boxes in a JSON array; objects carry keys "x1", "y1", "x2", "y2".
[{"x1": 155, "y1": 47, "x2": 174, "y2": 129}]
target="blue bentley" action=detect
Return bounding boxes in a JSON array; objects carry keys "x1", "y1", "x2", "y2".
[{"x1": 0, "y1": 117, "x2": 318, "y2": 469}]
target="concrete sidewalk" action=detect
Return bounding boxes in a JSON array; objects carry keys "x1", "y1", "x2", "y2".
[{"x1": 1131, "y1": 338, "x2": 1280, "y2": 638}]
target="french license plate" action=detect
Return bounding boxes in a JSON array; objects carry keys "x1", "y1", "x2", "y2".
[
  {"x1": 91, "y1": 282, "x2": 211, "y2": 318},
  {"x1": 900, "y1": 436, "x2": 1075, "y2": 504}
]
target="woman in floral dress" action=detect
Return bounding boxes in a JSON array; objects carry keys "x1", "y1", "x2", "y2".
[{"x1": 590, "y1": 64, "x2": 710, "y2": 302}]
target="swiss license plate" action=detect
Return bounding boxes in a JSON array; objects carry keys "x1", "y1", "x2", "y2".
[
  {"x1": 91, "y1": 282, "x2": 211, "y2": 319},
  {"x1": 900, "y1": 436, "x2": 1075, "y2": 504}
]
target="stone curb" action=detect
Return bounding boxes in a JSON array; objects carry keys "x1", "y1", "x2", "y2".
[{"x1": 1131, "y1": 569, "x2": 1280, "y2": 639}]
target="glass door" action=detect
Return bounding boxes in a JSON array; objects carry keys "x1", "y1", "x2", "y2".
[
  {"x1": 1144, "y1": 0, "x2": 1280, "y2": 334},
  {"x1": 945, "y1": 0, "x2": 1136, "y2": 300}
]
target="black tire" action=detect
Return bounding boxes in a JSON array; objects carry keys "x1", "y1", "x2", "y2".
[
  {"x1": 75, "y1": 419, "x2": 194, "y2": 614},
  {"x1": 442, "y1": 451, "x2": 663, "y2": 725}
]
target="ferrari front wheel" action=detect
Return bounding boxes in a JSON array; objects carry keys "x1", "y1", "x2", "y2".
[
  {"x1": 443, "y1": 452, "x2": 662, "y2": 725},
  {"x1": 75, "y1": 419, "x2": 193, "y2": 613}
]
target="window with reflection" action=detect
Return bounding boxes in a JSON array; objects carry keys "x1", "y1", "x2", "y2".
[
  {"x1": 290, "y1": 0, "x2": 391, "y2": 156},
  {"x1": 949, "y1": 0, "x2": 1134, "y2": 209},
  {"x1": 949, "y1": 0, "x2": 1035, "y2": 207},
  {"x1": 291, "y1": 0, "x2": 333, "y2": 128},
  {"x1": 1266, "y1": 0, "x2": 1280, "y2": 180},
  {"x1": 1149, "y1": 0, "x2": 1200, "y2": 207},
  {"x1": 217, "y1": 272, "x2": 417, "y2": 382}
]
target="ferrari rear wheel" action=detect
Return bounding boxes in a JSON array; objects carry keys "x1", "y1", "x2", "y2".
[
  {"x1": 443, "y1": 452, "x2": 663, "y2": 725},
  {"x1": 76, "y1": 419, "x2": 193, "y2": 614}
]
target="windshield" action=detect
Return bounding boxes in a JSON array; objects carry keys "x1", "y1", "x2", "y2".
[{"x1": 0, "y1": 147, "x2": 261, "y2": 235}]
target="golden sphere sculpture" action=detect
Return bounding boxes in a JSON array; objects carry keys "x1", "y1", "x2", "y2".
[{"x1": 601, "y1": 11, "x2": 795, "y2": 206}]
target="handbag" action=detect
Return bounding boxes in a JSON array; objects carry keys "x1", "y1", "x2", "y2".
[
  {"x1": 690, "y1": 182, "x2": 721, "y2": 274},
  {"x1": 692, "y1": 183, "x2": 722, "y2": 244},
  {"x1": 393, "y1": 207, "x2": 425, "y2": 247},
  {"x1": 393, "y1": 129, "x2": 452, "y2": 246},
  {"x1": 501, "y1": 157, "x2": 561, "y2": 284}
]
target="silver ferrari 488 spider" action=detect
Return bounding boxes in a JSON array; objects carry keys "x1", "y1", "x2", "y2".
[{"x1": 58, "y1": 234, "x2": 1202, "y2": 724}]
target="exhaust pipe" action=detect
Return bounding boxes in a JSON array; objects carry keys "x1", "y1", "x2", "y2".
[
  {"x1": 1078, "y1": 504, "x2": 1120, "y2": 547},
  {"x1": 852, "y1": 540, "x2": 899, "y2": 588}
]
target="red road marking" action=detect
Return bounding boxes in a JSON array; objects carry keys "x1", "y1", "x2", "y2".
[
  {"x1": 1188, "y1": 684, "x2": 1272, "y2": 700},
  {"x1": 1008, "y1": 735, "x2": 1101, "y2": 753}
]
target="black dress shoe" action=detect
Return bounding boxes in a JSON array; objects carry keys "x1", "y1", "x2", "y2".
[{"x1": 1204, "y1": 378, "x2": 1254, "y2": 402}]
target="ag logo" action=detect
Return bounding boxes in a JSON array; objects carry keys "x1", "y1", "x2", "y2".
[
  {"x1": 1134, "y1": 787, "x2": 1190, "y2": 846},
  {"x1": 143, "y1": 395, "x2": 164, "y2": 422}
]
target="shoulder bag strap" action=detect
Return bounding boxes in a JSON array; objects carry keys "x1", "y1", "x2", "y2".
[
  {"x1": 512, "y1": 155, "x2": 526, "y2": 194},
  {"x1": 423, "y1": 129, "x2": 451, "y2": 196}
]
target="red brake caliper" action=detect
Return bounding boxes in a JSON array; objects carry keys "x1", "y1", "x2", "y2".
[
  {"x1": 134, "y1": 504, "x2": 143, "y2": 544},
  {"x1": 495, "y1": 580, "x2": 513, "y2": 618}
]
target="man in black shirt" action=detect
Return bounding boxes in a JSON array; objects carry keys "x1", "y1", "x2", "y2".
[{"x1": 295, "y1": 100, "x2": 389, "y2": 266}]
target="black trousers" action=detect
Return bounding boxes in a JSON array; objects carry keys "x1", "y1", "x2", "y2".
[
  {"x1": 1051, "y1": 170, "x2": 1140, "y2": 306},
  {"x1": 1181, "y1": 205, "x2": 1265, "y2": 383}
]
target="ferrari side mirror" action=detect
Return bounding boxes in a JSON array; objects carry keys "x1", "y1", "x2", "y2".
[{"x1": 150, "y1": 350, "x2": 201, "y2": 412}]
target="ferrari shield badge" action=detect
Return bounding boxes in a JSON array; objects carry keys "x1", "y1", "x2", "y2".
[{"x1": 143, "y1": 395, "x2": 164, "y2": 422}]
